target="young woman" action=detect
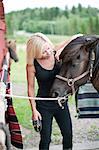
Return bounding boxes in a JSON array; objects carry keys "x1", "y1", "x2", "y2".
[{"x1": 26, "y1": 32, "x2": 72, "y2": 150}]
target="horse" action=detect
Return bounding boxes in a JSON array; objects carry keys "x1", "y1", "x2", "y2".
[
  {"x1": 6, "y1": 39, "x2": 19, "y2": 64},
  {"x1": 50, "y1": 35, "x2": 99, "y2": 99},
  {"x1": 0, "y1": 39, "x2": 18, "y2": 150}
]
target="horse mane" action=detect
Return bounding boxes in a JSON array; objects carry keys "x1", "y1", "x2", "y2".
[
  {"x1": 60, "y1": 35, "x2": 99, "y2": 62},
  {"x1": 60, "y1": 36, "x2": 85, "y2": 62}
]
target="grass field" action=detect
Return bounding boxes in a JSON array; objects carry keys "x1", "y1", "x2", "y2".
[{"x1": 10, "y1": 34, "x2": 73, "y2": 129}]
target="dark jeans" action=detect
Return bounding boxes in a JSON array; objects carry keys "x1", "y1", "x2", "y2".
[{"x1": 37, "y1": 102, "x2": 72, "y2": 150}]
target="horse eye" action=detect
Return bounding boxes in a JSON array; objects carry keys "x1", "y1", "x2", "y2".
[
  {"x1": 72, "y1": 64, "x2": 76, "y2": 67},
  {"x1": 77, "y1": 55, "x2": 80, "y2": 59}
]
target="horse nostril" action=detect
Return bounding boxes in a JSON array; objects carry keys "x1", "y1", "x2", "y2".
[
  {"x1": 15, "y1": 57, "x2": 19, "y2": 62},
  {"x1": 52, "y1": 91, "x2": 59, "y2": 98}
]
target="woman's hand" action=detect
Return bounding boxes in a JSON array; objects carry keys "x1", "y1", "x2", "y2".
[
  {"x1": 32, "y1": 109, "x2": 42, "y2": 132},
  {"x1": 32, "y1": 109, "x2": 42, "y2": 121},
  {"x1": 55, "y1": 38, "x2": 71, "y2": 61},
  {"x1": 55, "y1": 47, "x2": 63, "y2": 61}
]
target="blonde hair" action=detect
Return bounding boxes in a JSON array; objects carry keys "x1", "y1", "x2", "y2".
[{"x1": 26, "y1": 32, "x2": 54, "y2": 65}]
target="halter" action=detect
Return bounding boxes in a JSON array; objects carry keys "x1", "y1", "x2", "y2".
[{"x1": 56, "y1": 70, "x2": 89, "y2": 94}]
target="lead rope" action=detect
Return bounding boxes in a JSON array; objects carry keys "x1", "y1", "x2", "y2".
[{"x1": 0, "y1": 93, "x2": 69, "y2": 109}]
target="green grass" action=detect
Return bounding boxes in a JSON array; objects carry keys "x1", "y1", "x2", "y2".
[
  {"x1": 47, "y1": 34, "x2": 70, "y2": 45},
  {"x1": 11, "y1": 50, "x2": 26, "y2": 83},
  {"x1": 13, "y1": 98, "x2": 32, "y2": 129}
]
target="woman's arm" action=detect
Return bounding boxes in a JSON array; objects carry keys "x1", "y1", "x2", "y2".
[
  {"x1": 55, "y1": 39, "x2": 70, "y2": 61},
  {"x1": 26, "y1": 64, "x2": 36, "y2": 111},
  {"x1": 26, "y1": 64, "x2": 42, "y2": 120},
  {"x1": 55, "y1": 40, "x2": 69, "y2": 51}
]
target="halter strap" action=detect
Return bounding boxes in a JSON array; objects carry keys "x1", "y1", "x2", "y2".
[{"x1": 56, "y1": 70, "x2": 89, "y2": 94}]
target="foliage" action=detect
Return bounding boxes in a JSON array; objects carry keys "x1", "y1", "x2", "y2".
[{"x1": 5, "y1": 4, "x2": 99, "y2": 36}]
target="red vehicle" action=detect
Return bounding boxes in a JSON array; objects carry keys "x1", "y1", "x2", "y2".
[
  {"x1": 0, "y1": 1, "x2": 22, "y2": 150},
  {"x1": 0, "y1": 0, "x2": 11, "y2": 149}
]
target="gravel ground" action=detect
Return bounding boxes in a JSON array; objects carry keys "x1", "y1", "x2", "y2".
[{"x1": 70, "y1": 105, "x2": 99, "y2": 143}]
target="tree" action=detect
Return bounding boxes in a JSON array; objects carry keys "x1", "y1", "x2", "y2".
[
  {"x1": 6, "y1": 13, "x2": 14, "y2": 35},
  {"x1": 64, "y1": 6, "x2": 69, "y2": 18},
  {"x1": 88, "y1": 17, "x2": 94, "y2": 33},
  {"x1": 78, "y1": 3, "x2": 82, "y2": 12},
  {"x1": 71, "y1": 6, "x2": 76, "y2": 14},
  {"x1": 95, "y1": 16, "x2": 99, "y2": 34}
]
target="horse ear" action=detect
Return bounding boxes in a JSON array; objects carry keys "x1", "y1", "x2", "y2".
[
  {"x1": 85, "y1": 36, "x2": 99, "y2": 46},
  {"x1": 84, "y1": 36, "x2": 98, "y2": 52}
]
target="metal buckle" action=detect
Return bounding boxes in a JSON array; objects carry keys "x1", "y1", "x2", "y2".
[{"x1": 58, "y1": 97, "x2": 67, "y2": 109}]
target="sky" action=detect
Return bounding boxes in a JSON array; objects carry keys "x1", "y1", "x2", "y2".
[{"x1": 3, "y1": 0, "x2": 99, "y2": 13}]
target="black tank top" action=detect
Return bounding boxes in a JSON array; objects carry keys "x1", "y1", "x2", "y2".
[{"x1": 34, "y1": 59, "x2": 61, "y2": 98}]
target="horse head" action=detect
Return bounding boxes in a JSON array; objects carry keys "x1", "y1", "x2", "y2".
[
  {"x1": 50, "y1": 35, "x2": 99, "y2": 98},
  {"x1": 7, "y1": 40, "x2": 19, "y2": 63}
]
